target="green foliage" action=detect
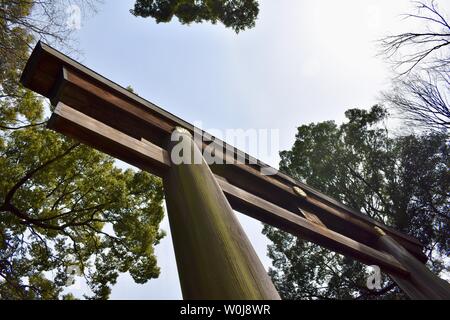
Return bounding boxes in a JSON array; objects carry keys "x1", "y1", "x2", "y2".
[
  {"x1": 0, "y1": 1, "x2": 165, "y2": 299},
  {"x1": 130, "y1": 0, "x2": 259, "y2": 33},
  {"x1": 264, "y1": 106, "x2": 450, "y2": 299}
]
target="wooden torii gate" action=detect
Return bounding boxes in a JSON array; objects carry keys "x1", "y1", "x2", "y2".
[{"x1": 20, "y1": 42, "x2": 450, "y2": 300}]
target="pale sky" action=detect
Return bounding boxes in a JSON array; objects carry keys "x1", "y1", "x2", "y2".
[{"x1": 59, "y1": 0, "x2": 449, "y2": 299}]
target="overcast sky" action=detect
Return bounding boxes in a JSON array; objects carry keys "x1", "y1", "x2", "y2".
[{"x1": 60, "y1": 0, "x2": 449, "y2": 299}]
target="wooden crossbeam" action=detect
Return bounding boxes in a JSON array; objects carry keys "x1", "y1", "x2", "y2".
[
  {"x1": 48, "y1": 102, "x2": 409, "y2": 277},
  {"x1": 216, "y1": 176, "x2": 409, "y2": 277},
  {"x1": 20, "y1": 42, "x2": 426, "y2": 264}
]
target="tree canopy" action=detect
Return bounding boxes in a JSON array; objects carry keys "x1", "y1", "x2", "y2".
[
  {"x1": 130, "y1": 0, "x2": 259, "y2": 33},
  {"x1": 1, "y1": 0, "x2": 165, "y2": 299},
  {"x1": 264, "y1": 106, "x2": 450, "y2": 299}
]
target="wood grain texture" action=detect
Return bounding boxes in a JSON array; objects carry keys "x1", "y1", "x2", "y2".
[
  {"x1": 163, "y1": 129, "x2": 280, "y2": 300},
  {"x1": 376, "y1": 234, "x2": 450, "y2": 300}
]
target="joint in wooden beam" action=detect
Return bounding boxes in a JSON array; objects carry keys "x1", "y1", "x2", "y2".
[{"x1": 298, "y1": 208, "x2": 327, "y2": 228}]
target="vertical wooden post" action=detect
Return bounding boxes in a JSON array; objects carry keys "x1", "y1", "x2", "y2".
[
  {"x1": 374, "y1": 227, "x2": 450, "y2": 300},
  {"x1": 163, "y1": 127, "x2": 280, "y2": 300}
]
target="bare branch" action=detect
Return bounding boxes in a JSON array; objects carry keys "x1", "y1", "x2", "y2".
[
  {"x1": 379, "y1": 0, "x2": 450, "y2": 75},
  {"x1": 383, "y1": 70, "x2": 450, "y2": 131}
]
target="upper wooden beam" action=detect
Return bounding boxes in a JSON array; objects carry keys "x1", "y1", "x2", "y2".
[{"x1": 20, "y1": 41, "x2": 425, "y2": 261}]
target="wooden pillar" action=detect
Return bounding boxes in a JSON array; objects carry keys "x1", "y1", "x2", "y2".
[
  {"x1": 375, "y1": 227, "x2": 450, "y2": 300},
  {"x1": 163, "y1": 127, "x2": 280, "y2": 300}
]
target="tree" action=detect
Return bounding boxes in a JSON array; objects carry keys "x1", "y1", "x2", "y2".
[
  {"x1": 130, "y1": 0, "x2": 259, "y2": 33},
  {"x1": 263, "y1": 106, "x2": 450, "y2": 299},
  {"x1": 383, "y1": 71, "x2": 450, "y2": 131},
  {"x1": 380, "y1": 0, "x2": 449, "y2": 75},
  {"x1": 1, "y1": 1, "x2": 165, "y2": 299},
  {"x1": 380, "y1": 0, "x2": 450, "y2": 131}
]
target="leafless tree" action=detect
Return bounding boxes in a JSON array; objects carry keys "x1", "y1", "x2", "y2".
[
  {"x1": 383, "y1": 70, "x2": 450, "y2": 130},
  {"x1": 380, "y1": 0, "x2": 450, "y2": 132}
]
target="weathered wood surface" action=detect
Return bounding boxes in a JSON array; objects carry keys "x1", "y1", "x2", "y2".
[
  {"x1": 163, "y1": 128, "x2": 280, "y2": 299},
  {"x1": 20, "y1": 41, "x2": 425, "y2": 262},
  {"x1": 49, "y1": 103, "x2": 170, "y2": 176},
  {"x1": 375, "y1": 229, "x2": 450, "y2": 300}
]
